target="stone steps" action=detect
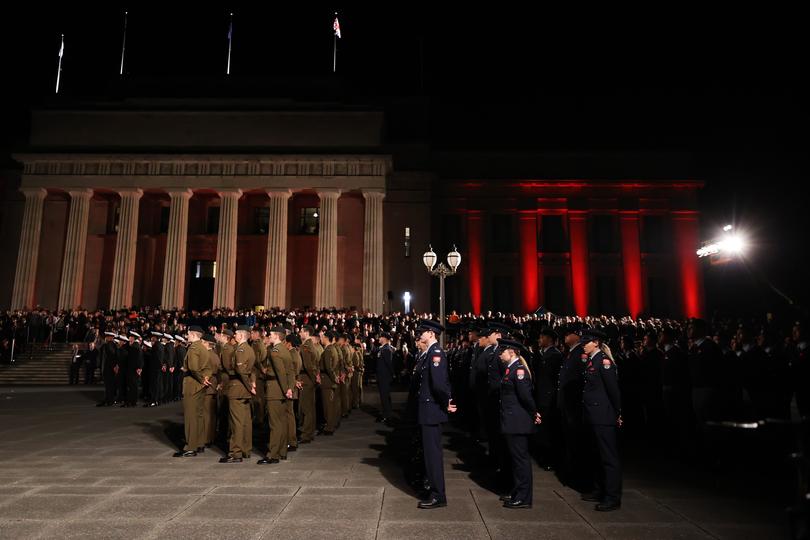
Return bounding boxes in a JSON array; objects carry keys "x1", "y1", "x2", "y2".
[{"x1": 0, "y1": 344, "x2": 79, "y2": 385}]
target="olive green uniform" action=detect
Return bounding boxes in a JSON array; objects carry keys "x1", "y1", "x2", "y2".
[
  {"x1": 182, "y1": 340, "x2": 212, "y2": 452},
  {"x1": 251, "y1": 339, "x2": 267, "y2": 424},
  {"x1": 299, "y1": 339, "x2": 322, "y2": 442},
  {"x1": 262, "y1": 342, "x2": 293, "y2": 459},
  {"x1": 320, "y1": 343, "x2": 341, "y2": 433},
  {"x1": 351, "y1": 348, "x2": 364, "y2": 408},
  {"x1": 287, "y1": 347, "x2": 301, "y2": 448},
  {"x1": 338, "y1": 344, "x2": 351, "y2": 417},
  {"x1": 224, "y1": 341, "x2": 255, "y2": 459},
  {"x1": 203, "y1": 348, "x2": 221, "y2": 445}
]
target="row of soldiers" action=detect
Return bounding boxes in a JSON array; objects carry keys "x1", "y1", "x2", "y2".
[
  {"x1": 174, "y1": 324, "x2": 366, "y2": 464},
  {"x1": 95, "y1": 330, "x2": 189, "y2": 407}
]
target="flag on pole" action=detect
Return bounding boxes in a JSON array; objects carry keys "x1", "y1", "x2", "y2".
[
  {"x1": 333, "y1": 15, "x2": 341, "y2": 38},
  {"x1": 226, "y1": 12, "x2": 233, "y2": 75},
  {"x1": 59, "y1": 37, "x2": 64, "y2": 58}
]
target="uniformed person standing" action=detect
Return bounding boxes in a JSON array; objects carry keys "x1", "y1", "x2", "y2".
[
  {"x1": 497, "y1": 338, "x2": 542, "y2": 509},
  {"x1": 352, "y1": 340, "x2": 364, "y2": 409},
  {"x1": 258, "y1": 327, "x2": 294, "y2": 464},
  {"x1": 337, "y1": 334, "x2": 351, "y2": 418},
  {"x1": 376, "y1": 332, "x2": 395, "y2": 423},
  {"x1": 318, "y1": 330, "x2": 340, "y2": 435},
  {"x1": 203, "y1": 334, "x2": 222, "y2": 447},
  {"x1": 414, "y1": 320, "x2": 457, "y2": 509},
  {"x1": 173, "y1": 335, "x2": 187, "y2": 401},
  {"x1": 174, "y1": 326, "x2": 211, "y2": 457},
  {"x1": 558, "y1": 328, "x2": 590, "y2": 491},
  {"x1": 285, "y1": 334, "x2": 303, "y2": 451},
  {"x1": 298, "y1": 326, "x2": 322, "y2": 443},
  {"x1": 219, "y1": 326, "x2": 257, "y2": 463},
  {"x1": 124, "y1": 331, "x2": 143, "y2": 407},
  {"x1": 532, "y1": 328, "x2": 563, "y2": 470},
  {"x1": 251, "y1": 329, "x2": 268, "y2": 426},
  {"x1": 580, "y1": 330, "x2": 622, "y2": 511}
]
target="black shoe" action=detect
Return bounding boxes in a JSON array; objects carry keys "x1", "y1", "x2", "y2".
[
  {"x1": 219, "y1": 456, "x2": 242, "y2": 463},
  {"x1": 581, "y1": 492, "x2": 603, "y2": 503},
  {"x1": 498, "y1": 494, "x2": 513, "y2": 502},
  {"x1": 375, "y1": 417, "x2": 383, "y2": 423},
  {"x1": 205, "y1": 443, "x2": 213, "y2": 448},
  {"x1": 503, "y1": 500, "x2": 532, "y2": 509},
  {"x1": 280, "y1": 455, "x2": 288, "y2": 460},
  {"x1": 417, "y1": 497, "x2": 447, "y2": 509},
  {"x1": 142, "y1": 403, "x2": 151, "y2": 408},
  {"x1": 196, "y1": 447, "x2": 205, "y2": 453},
  {"x1": 257, "y1": 457, "x2": 279, "y2": 464},
  {"x1": 595, "y1": 501, "x2": 621, "y2": 512},
  {"x1": 287, "y1": 446, "x2": 297, "y2": 452},
  {"x1": 173, "y1": 450, "x2": 197, "y2": 457}
]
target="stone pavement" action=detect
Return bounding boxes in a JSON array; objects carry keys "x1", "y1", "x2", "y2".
[{"x1": 0, "y1": 386, "x2": 789, "y2": 539}]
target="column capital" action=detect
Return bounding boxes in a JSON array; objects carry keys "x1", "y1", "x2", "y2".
[
  {"x1": 216, "y1": 188, "x2": 243, "y2": 199},
  {"x1": 361, "y1": 189, "x2": 386, "y2": 200},
  {"x1": 66, "y1": 188, "x2": 93, "y2": 199},
  {"x1": 165, "y1": 188, "x2": 193, "y2": 199},
  {"x1": 117, "y1": 188, "x2": 144, "y2": 199},
  {"x1": 266, "y1": 189, "x2": 292, "y2": 199},
  {"x1": 316, "y1": 188, "x2": 342, "y2": 199},
  {"x1": 20, "y1": 187, "x2": 47, "y2": 199}
]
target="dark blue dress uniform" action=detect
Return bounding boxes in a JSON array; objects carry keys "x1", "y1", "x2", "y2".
[
  {"x1": 583, "y1": 349, "x2": 622, "y2": 507},
  {"x1": 500, "y1": 357, "x2": 539, "y2": 506},
  {"x1": 376, "y1": 338, "x2": 395, "y2": 420},
  {"x1": 417, "y1": 340, "x2": 452, "y2": 505}
]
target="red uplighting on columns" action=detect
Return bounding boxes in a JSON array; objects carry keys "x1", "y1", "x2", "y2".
[
  {"x1": 568, "y1": 211, "x2": 589, "y2": 317},
  {"x1": 467, "y1": 211, "x2": 483, "y2": 314},
  {"x1": 672, "y1": 211, "x2": 704, "y2": 318},
  {"x1": 620, "y1": 212, "x2": 643, "y2": 318},
  {"x1": 518, "y1": 211, "x2": 539, "y2": 313}
]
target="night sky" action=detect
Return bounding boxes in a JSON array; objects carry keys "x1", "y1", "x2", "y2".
[{"x1": 0, "y1": 6, "x2": 805, "y2": 317}]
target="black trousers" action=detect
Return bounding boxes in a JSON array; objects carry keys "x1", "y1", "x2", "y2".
[
  {"x1": 69, "y1": 362, "x2": 81, "y2": 385},
  {"x1": 378, "y1": 379, "x2": 393, "y2": 418},
  {"x1": 126, "y1": 372, "x2": 139, "y2": 404},
  {"x1": 104, "y1": 374, "x2": 117, "y2": 404},
  {"x1": 84, "y1": 362, "x2": 95, "y2": 384},
  {"x1": 591, "y1": 424, "x2": 622, "y2": 504},
  {"x1": 505, "y1": 433, "x2": 532, "y2": 504},
  {"x1": 421, "y1": 423, "x2": 446, "y2": 502}
]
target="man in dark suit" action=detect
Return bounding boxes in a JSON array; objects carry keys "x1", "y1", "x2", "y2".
[
  {"x1": 532, "y1": 327, "x2": 563, "y2": 470},
  {"x1": 414, "y1": 319, "x2": 457, "y2": 509},
  {"x1": 376, "y1": 332, "x2": 395, "y2": 424},
  {"x1": 581, "y1": 330, "x2": 622, "y2": 512},
  {"x1": 557, "y1": 328, "x2": 590, "y2": 491}
]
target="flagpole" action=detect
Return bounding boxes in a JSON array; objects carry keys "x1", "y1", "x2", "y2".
[
  {"x1": 332, "y1": 12, "x2": 338, "y2": 73},
  {"x1": 226, "y1": 12, "x2": 233, "y2": 75},
  {"x1": 55, "y1": 34, "x2": 64, "y2": 94},
  {"x1": 119, "y1": 10, "x2": 128, "y2": 76}
]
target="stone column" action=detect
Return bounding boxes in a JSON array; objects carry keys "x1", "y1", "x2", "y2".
[
  {"x1": 160, "y1": 189, "x2": 192, "y2": 309},
  {"x1": 672, "y1": 210, "x2": 705, "y2": 318},
  {"x1": 263, "y1": 189, "x2": 291, "y2": 309},
  {"x1": 362, "y1": 190, "x2": 385, "y2": 313},
  {"x1": 314, "y1": 189, "x2": 340, "y2": 308},
  {"x1": 518, "y1": 210, "x2": 539, "y2": 314},
  {"x1": 212, "y1": 189, "x2": 242, "y2": 309},
  {"x1": 109, "y1": 189, "x2": 143, "y2": 310},
  {"x1": 619, "y1": 210, "x2": 643, "y2": 318},
  {"x1": 57, "y1": 189, "x2": 93, "y2": 310},
  {"x1": 568, "y1": 210, "x2": 590, "y2": 317},
  {"x1": 10, "y1": 188, "x2": 47, "y2": 310}
]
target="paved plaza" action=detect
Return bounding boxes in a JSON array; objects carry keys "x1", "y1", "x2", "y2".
[{"x1": 0, "y1": 386, "x2": 788, "y2": 539}]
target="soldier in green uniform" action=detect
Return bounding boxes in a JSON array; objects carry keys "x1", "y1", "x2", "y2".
[
  {"x1": 319, "y1": 330, "x2": 341, "y2": 435},
  {"x1": 351, "y1": 340, "x2": 364, "y2": 409},
  {"x1": 337, "y1": 334, "x2": 351, "y2": 418},
  {"x1": 250, "y1": 328, "x2": 267, "y2": 427},
  {"x1": 298, "y1": 325, "x2": 322, "y2": 443},
  {"x1": 285, "y1": 334, "x2": 303, "y2": 451},
  {"x1": 174, "y1": 326, "x2": 211, "y2": 457},
  {"x1": 219, "y1": 325, "x2": 256, "y2": 463},
  {"x1": 203, "y1": 333, "x2": 221, "y2": 448},
  {"x1": 258, "y1": 327, "x2": 294, "y2": 464}
]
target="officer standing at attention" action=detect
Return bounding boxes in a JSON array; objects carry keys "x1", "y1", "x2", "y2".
[
  {"x1": 376, "y1": 332, "x2": 395, "y2": 424},
  {"x1": 250, "y1": 328, "x2": 267, "y2": 426},
  {"x1": 219, "y1": 325, "x2": 256, "y2": 463},
  {"x1": 415, "y1": 319, "x2": 457, "y2": 509},
  {"x1": 580, "y1": 330, "x2": 623, "y2": 511},
  {"x1": 497, "y1": 338, "x2": 542, "y2": 509},
  {"x1": 258, "y1": 327, "x2": 293, "y2": 464},
  {"x1": 203, "y1": 333, "x2": 222, "y2": 448},
  {"x1": 284, "y1": 333, "x2": 302, "y2": 452},
  {"x1": 298, "y1": 325, "x2": 322, "y2": 443},
  {"x1": 174, "y1": 326, "x2": 211, "y2": 458},
  {"x1": 319, "y1": 330, "x2": 341, "y2": 435}
]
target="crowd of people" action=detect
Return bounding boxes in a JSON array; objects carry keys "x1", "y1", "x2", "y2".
[{"x1": 2, "y1": 305, "x2": 808, "y2": 510}]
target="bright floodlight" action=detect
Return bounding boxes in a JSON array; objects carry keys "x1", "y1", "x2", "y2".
[
  {"x1": 696, "y1": 227, "x2": 747, "y2": 258},
  {"x1": 725, "y1": 234, "x2": 746, "y2": 254}
]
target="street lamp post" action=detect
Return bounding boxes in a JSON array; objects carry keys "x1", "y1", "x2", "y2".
[{"x1": 423, "y1": 245, "x2": 461, "y2": 349}]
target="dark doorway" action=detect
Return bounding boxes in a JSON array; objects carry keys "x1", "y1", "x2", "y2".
[{"x1": 188, "y1": 260, "x2": 215, "y2": 310}]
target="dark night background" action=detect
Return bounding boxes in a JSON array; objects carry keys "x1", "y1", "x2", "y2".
[{"x1": 0, "y1": 6, "x2": 805, "y2": 319}]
